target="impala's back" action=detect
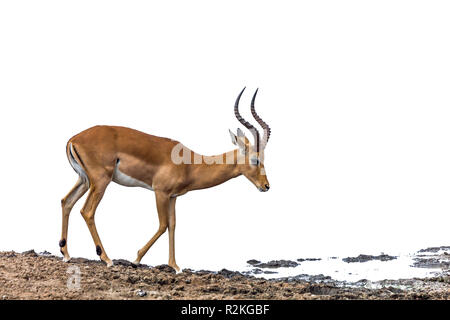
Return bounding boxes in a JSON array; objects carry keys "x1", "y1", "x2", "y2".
[{"x1": 67, "y1": 125, "x2": 186, "y2": 193}]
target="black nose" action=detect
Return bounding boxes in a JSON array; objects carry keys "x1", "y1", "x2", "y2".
[{"x1": 265, "y1": 184, "x2": 270, "y2": 190}]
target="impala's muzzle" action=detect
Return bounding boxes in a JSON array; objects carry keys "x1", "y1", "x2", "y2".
[{"x1": 259, "y1": 184, "x2": 270, "y2": 192}]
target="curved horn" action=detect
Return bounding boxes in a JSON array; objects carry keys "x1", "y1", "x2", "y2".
[
  {"x1": 234, "y1": 87, "x2": 260, "y2": 152},
  {"x1": 251, "y1": 88, "x2": 271, "y2": 149}
]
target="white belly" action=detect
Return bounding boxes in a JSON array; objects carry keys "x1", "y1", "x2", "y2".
[{"x1": 112, "y1": 161, "x2": 153, "y2": 191}]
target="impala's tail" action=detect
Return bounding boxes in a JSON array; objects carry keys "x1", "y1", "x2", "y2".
[{"x1": 66, "y1": 142, "x2": 90, "y2": 187}]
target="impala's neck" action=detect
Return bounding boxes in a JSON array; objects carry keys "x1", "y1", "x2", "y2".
[{"x1": 188, "y1": 149, "x2": 242, "y2": 191}]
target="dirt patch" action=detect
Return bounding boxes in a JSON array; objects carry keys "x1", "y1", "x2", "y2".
[{"x1": 0, "y1": 250, "x2": 448, "y2": 300}]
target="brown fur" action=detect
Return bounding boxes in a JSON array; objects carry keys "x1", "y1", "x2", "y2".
[{"x1": 60, "y1": 125, "x2": 269, "y2": 270}]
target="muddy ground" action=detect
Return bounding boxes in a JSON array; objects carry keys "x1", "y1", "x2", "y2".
[{"x1": 0, "y1": 250, "x2": 448, "y2": 300}]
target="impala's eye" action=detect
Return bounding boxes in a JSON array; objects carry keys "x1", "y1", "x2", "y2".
[{"x1": 250, "y1": 157, "x2": 260, "y2": 166}]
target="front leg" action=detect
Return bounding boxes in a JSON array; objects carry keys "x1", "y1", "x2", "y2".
[
  {"x1": 134, "y1": 191, "x2": 171, "y2": 266},
  {"x1": 168, "y1": 197, "x2": 180, "y2": 272}
]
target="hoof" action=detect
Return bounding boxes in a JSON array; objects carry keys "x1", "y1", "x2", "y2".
[
  {"x1": 62, "y1": 257, "x2": 71, "y2": 263},
  {"x1": 105, "y1": 260, "x2": 114, "y2": 268},
  {"x1": 132, "y1": 260, "x2": 140, "y2": 266},
  {"x1": 169, "y1": 264, "x2": 181, "y2": 273}
]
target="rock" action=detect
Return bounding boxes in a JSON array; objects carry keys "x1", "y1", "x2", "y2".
[
  {"x1": 342, "y1": 254, "x2": 397, "y2": 263},
  {"x1": 309, "y1": 285, "x2": 341, "y2": 296},
  {"x1": 264, "y1": 270, "x2": 278, "y2": 274},
  {"x1": 38, "y1": 251, "x2": 53, "y2": 257},
  {"x1": 218, "y1": 269, "x2": 243, "y2": 278},
  {"x1": 112, "y1": 259, "x2": 136, "y2": 268},
  {"x1": 255, "y1": 260, "x2": 299, "y2": 268},
  {"x1": 202, "y1": 285, "x2": 221, "y2": 293},
  {"x1": 158, "y1": 278, "x2": 169, "y2": 285},
  {"x1": 412, "y1": 258, "x2": 450, "y2": 269},
  {"x1": 70, "y1": 257, "x2": 98, "y2": 264},
  {"x1": 251, "y1": 268, "x2": 263, "y2": 274},
  {"x1": 280, "y1": 273, "x2": 333, "y2": 283},
  {"x1": 194, "y1": 269, "x2": 215, "y2": 275},
  {"x1": 417, "y1": 246, "x2": 450, "y2": 253},
  {"x1": 297, "y1": 258, "x2": 322, "y2": 262},
  {"x1": 0, "y1": 252, "x2": 16, "y2": 258},
  {"x1": 243, "y1": 268, "x2": 277, "y2": 276},
  {"x1": 247, "y1": 259, "x2": 261, "y2": 266},
  {"x1": 182, "y1": 268, "x2": 193, "y2": 274},
  {"x1": 22, "y1": 250, "x2": 37, "y2": 257},
  {"x1": 136, "y1": 289, "x2": 147, "y2": 297},
  {"x1": 127, "y1": 275, "x2": 140, "y2": 284},
  {"x1": 154, "y1": 264, "x2": 176, "y2": 274}
]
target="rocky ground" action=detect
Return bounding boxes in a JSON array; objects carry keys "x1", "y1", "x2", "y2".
[{"x1": 0, "y1": 250, "x2": 449, "y2": 300}]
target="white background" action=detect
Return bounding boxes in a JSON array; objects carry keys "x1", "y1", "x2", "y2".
[{"x1": 0, "y1": 1, "x2": 449, "y2": 270}]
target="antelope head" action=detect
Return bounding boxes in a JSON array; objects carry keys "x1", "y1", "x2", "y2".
[{"x1": 229, "y1": 87, "x2": 271, "y2": 192}]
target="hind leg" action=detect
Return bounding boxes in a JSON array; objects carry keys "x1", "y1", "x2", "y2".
[
  {"x1": 80, "y1": 177, "x2": 113, "y2": 267},
  {"x1": 60, "y1": 178, "x2": 89, "y2": 262}
]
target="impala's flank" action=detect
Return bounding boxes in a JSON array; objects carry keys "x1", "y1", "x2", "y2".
[{"x1": 60, "y1": 88, "x2": 271, "y2": 271}]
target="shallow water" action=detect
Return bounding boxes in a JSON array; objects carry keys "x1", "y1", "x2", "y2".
[
  {"x1": 241, "y1": 248, "x2": 449, "y2": 283},
  {"x1": 248, "y1": 255, "x2": 436, "y2": 282},
  {"x1": 192, "y1": 248, "x2": 450, "y2": 284}
]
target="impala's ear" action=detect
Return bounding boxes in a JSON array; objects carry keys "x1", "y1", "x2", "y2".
[
  {"x1": 236, "y1": 128, "x2": 248, "y2": 152},
  {"x1": 236, "y1": 135, "x2": 248, "y2": 154},
  {"x1": 229, "y1": 129, "x2": 238, "y2": 145},
  {"x1": 229, "y1": 129, "x2": 248, "y2": 154},
  {"x1": 237, "y1": 128, "x2": 245, "y2": 137}
]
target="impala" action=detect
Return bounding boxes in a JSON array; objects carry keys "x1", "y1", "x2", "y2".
[{"x1": 60, "y1": 88, "x2": 271, "y2": 270}]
